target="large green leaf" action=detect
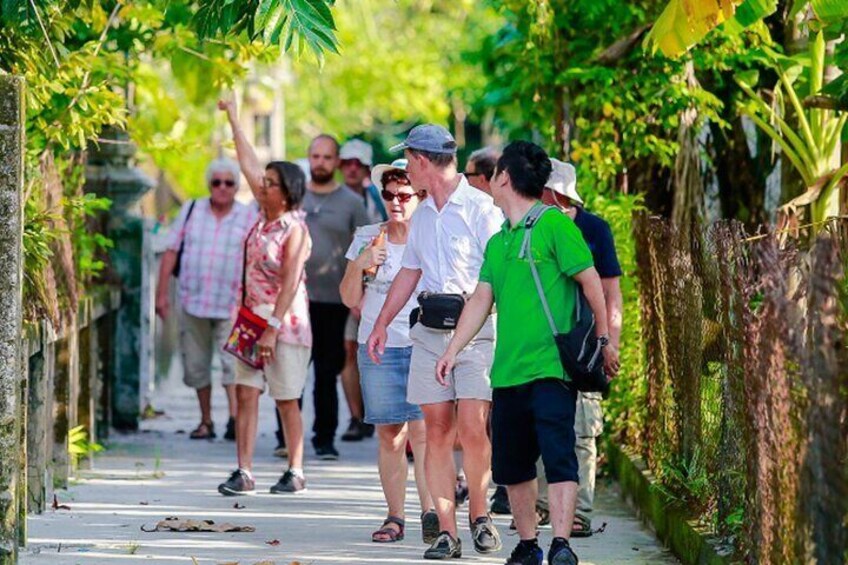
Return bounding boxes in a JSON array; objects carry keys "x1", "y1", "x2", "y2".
[
  {"x1": 645, "y1": 0, "x2": 777, "y2": 58},
  {"x1": 194, "y1": 0, "x2": 338, "y2": 59},
  {"x1": 810, "y1": 0, "x2": 848, "y2": 24}
]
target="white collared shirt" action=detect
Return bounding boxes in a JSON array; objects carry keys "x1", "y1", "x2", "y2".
[{"x1": 401, "y1": 175, "x2": 503, "y2": 294}]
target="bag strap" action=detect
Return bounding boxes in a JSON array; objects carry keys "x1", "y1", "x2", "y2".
[
  {"x1": 519, "y1": 203, "x2": 560, "y2": 336},
  {"x1": 240, "y1": 221, "x2": 260, "y2": 306},
  {"x1": 176, "y1": 199, "x2": 197, "y2": 251},
  {"x1": 181, "y1": 200, "x2": 197, "y2": 240}
]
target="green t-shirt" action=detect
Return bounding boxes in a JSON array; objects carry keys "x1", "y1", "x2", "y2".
[{"x1": 478, "y1": 204, "x2": 594, "y2": 388}]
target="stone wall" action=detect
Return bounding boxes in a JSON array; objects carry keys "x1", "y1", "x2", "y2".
[{"x1": 0, "y1": 75, "x2": 25, "y2": 563}]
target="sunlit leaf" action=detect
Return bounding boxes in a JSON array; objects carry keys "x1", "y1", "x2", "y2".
[{"x1": 646, "y1": 0, "x2": 777, "y2": 58}]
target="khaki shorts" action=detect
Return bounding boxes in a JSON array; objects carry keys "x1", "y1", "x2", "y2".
[
  {"x1": 575, "y1": 392, "x2": 604, "y2": 437},
  {"x1": 234, "y1": 341, "x2": 311, "y2": 401},
  {"x1": 407, "y1": 316, "x2": 494, "y2": 405},
  {"x1": 180, "y1": 310, "x2": 235, "y2": 389}
]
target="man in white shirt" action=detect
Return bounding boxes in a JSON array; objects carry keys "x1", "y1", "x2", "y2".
[{"x1": 368, "y1": 125, "x2": 503, "y2": 560}]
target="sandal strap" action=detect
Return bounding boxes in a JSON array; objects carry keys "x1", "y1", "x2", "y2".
[
  {"x1": 382, "y1": 515, "x2": 405, "y2": 530},
  {"x1": 572, "y1": 514, "x2": 591, "y2": 530}
]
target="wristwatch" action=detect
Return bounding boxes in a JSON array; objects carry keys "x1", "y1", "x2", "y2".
[
  {"x1": 597, "y1": 334, "x2": 610, "y2": 348},
  {"x1": 267, "y1": 316, "x2": 282, "y2": 330}
]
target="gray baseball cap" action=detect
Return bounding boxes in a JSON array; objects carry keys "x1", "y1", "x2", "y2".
[{"x1": 389, "y1": 124, "x2": 457, "y2": 155}]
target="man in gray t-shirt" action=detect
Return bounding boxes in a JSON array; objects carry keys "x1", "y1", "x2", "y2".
[{"x1": 303, "y1": 134, "x2": 369, "y2": 459}]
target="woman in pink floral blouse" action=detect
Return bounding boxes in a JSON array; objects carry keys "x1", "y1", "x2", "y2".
[{"x1": 217, "y1": 99, "x2": 313, "y2": 496}]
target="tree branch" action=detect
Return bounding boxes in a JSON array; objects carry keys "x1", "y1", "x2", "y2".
[
  {"x1": 803, "y1": 95, "x2": 848, "y2": 111},
  {"x1": 594, "y1": 24, "x2": 653, "y2": 65}
]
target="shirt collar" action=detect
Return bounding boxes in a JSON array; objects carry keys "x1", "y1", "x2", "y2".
[
  {"x1": 502, "y1": 201, "x2": 543, "y2": 232},
  {"x1": 423, "y1": 175, "x2": 472, "y2": 211}
]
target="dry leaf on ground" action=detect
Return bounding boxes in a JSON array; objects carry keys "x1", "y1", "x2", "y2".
[{"x1": 141, "y1": 517, "x2": 255, "y2": 533}]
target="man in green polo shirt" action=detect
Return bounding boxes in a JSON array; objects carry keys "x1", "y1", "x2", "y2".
[{"x1": 436, "y1": 141, "x2": 613, "y2": 565}]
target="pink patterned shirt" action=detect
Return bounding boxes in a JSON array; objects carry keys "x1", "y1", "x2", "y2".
[
  {"x1": 242, "y1": 210, "x2": 312, "y2": 348},
  {"x1": 168, "y1": 198, "x2": 258, "y2": 320}
]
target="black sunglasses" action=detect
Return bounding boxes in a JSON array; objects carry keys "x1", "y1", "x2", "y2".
[
  {"x1": 381, "y1": 189, "x2": 425, "y2": 203},
  {"x1": 211, "y1": 179, "x2": 236, "y2": 188},
  {"x1": 464, "y1": 170, "x2": 484, "y2": 178}
]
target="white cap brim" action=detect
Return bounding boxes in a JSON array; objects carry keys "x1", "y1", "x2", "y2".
[{"x1": 371, "y1": 160, "x2": 408, "y2": 191}]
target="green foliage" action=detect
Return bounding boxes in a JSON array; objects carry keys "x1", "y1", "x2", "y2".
[
  {"x1": 736, "y1": 33, "x2": 847, "y2": 223},
  {"x1": 194, "y1": 0, "x2": 338, "y2": 62},
  {"x1": 22, "y1": 182, "x2": 60, "y2": 320},
  {"x1": 68, "y1": 424, "x2": 104, "y2": 472},
  {"x1": 471, "y1": 0, "x2": 740, "y2": 190},
  {"x1": 645, "y1": 0, "x2": 777, "y2": 58},
  {"x1": 652, "y1": 446, "x2": 714, "y2": 514},
  {"x1": 281, "y1": 0, "x2": 501, "y2": 157},
  {"x1": 65, "y1": 192, "x2": 113, "y2": 281},
  {"x1": 3, "y1": 0, "x2": 339, "y2": 319},
  {"x1": 585, "y1": 188, "x2": 648, "y2": 445}
]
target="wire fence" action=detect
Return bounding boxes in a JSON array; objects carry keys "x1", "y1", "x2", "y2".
[{"x1": 631, "y1": 213, "x2": 848, "y2": 563}]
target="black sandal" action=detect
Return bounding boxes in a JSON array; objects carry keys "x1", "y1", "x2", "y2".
[
  {"x1": 372, "y1": 516, "x2": 405, "y2": 543},
  {"x1": 421, "y1": 509, "x2": 439, "y2": 544},
  {"x1": 189, "y1": 421, "x2": 216, "y2": 440}
]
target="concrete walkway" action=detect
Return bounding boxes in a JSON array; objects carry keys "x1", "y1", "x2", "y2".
[{"x1": 21, "y1": 367, "x2": 677, "y2": 565}]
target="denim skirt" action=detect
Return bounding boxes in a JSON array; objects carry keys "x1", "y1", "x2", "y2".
[{"x1": 358, "y1": 344, "x2": 423, "y2": 425}]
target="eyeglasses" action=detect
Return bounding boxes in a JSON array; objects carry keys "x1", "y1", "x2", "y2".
[
  {"x1": 464, "y1": 170, "x2": 483, "y2": 178},
  {"x1": 381, "y1": 189, "x2": 425, "y2": 203},
  {"x1": 211, "y1": 179, "x2": 236, "y2": 188}
]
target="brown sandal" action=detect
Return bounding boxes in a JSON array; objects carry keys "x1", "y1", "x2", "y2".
[
  {"x1": 189, "y1": 421, "x2": 216, "y2": 440},
  {"x1": 371, "y1": 516, "x2": 405, "y2": 543},
  {"x1": 571, "y1": 513, "x2": 593, "y2": 537}
]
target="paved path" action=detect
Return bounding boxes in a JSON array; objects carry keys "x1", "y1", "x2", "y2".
[{"x1": 21, "y1": 368, "x2": 677, "y2": 565}]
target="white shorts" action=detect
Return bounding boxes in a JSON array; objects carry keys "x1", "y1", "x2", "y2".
[{"x1": 235, "y1": 341, "x2": 311, "y2": 401}]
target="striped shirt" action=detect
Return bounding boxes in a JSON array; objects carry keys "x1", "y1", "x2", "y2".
[{"x1": 168, "y1": 198, "x2": 258, "y2": 320}]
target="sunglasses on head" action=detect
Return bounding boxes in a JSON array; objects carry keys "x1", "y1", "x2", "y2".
[
  {"x1": 211, "y1": 179, "x2": 236, "y2": 188},
  {"x1": 381, "y1": 189, "x2": 424, "y2": 203}
]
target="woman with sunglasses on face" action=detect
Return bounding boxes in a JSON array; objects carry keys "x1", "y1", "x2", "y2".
[
  {"x1": 217, "y1": 99, "x2": 313, "y2": 496},
  {"x1": 340, "y1": 159, "x2": 438, "y2": 545}
]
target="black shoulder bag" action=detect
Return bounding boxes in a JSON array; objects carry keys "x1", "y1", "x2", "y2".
[
  {"x1": 172, "y1": 199, "x2": 196, "y2": 279},
  {"x1": 521, "y1": 204, "x2": 609, "y2": 396}
]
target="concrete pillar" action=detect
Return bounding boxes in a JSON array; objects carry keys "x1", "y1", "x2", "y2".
[
  {"x1": 85, "y1": 128, "x2": 154, "y2": 431},
  {"x1": 0, "y1": 74, "x2": 25, "y2": 563},
  {"x1": 26, "y1": 329, "x2": 54, "y2": 514},
  {"x1": 51, "y1": 336, "x2": 73, "y2": 488}
]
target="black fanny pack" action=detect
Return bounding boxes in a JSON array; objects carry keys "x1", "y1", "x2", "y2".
[{"x1": 414, "y1": 292, "x2": 466, "y2": 330}]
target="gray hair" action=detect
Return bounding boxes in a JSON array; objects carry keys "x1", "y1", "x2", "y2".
[
  {"x1": 468, "y1": 147, "x2": 500, "y2": 181},
  {"x1": 205, "y1": 158, "x2": 242, "y2": 188}
]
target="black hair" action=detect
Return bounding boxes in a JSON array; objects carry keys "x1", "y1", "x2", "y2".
[
  {"x1": 265, "y1": 161, "x2": 307, "y2": 210},
  {"x1": 381, "y1": 169, "x2": 411, "y2": 187},
  {"x1": 309, "y1": 134, "x2": 340, "y2": 156},
  {"x1": 495, "y1": 141, "x2": 552, "y2": 199},
  {"x1": 408, "y1": 148, "x2": 457, "y2": 169}
]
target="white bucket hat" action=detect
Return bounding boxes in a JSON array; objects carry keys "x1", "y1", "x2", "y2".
[
  {"x1": 545, "y1": 159, "x2": 583, "y2": 206},
  {"x1": 371, "y1": 159, "x2": 408, "y2": 191},
  {"x1": 339, "y1": 139, "x2": 373, "y2": 167}
]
